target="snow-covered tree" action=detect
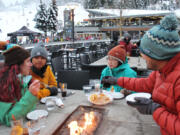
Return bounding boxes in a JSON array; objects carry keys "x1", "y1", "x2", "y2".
[
  {"x1": 83, "y1": 0, "x2": 177, "y2": 10},
  {"x1": 34, "y1": 0, "x2": 48, "y2": 36},
  {"x1": 84, "y1": 0, "x2": 100, "y2": 9},
  {"x1": 47, "y1": 0, "x2": 58, "y2": 38}
]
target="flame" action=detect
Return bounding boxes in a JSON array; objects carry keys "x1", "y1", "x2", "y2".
[{"x1": 68, "y1": 111, "x2": 95, "y2": 135}]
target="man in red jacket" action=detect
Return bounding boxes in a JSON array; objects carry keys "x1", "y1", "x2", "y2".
[{"x1": 102, "y1": 14, "x2": 180, "y2": 135}]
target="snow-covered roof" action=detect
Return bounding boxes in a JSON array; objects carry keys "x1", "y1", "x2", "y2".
[
  {"x1": 87, "y1": 9, "x2": 172, "y2": 17},
  {"x1": 174, "y1": 9, "x2": 180, "y2": 18}
]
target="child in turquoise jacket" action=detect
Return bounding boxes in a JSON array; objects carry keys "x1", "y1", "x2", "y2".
[{"x1": 100, "y1": 45, "x2": 137, "y2": 92}]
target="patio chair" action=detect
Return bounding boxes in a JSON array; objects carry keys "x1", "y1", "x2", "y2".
[
  {"x1": 81, "y1": 64, "x2": 106, "y2": 79},
  {"x1": 88, "y1": 51, "x2": 97, "y2": 63},
  {"x1": 50, "y1": 51, "x2": 66, "y2": 75},
  {"x1": 79, "y1": 53, "x2": 91, "y2": 65},
  {"x1": 57, "y1": 70, "x2": 89, "y2": 90}
]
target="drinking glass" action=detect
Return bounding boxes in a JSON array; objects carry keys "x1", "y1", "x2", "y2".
[
  {"x1": 45, "y1": 98, "x2": 56, "y2": 111},
  {"x1": 59, "y1": 82, "x2": 67, "y2": 92},
  {"x1": 10, "y1": 119, "x2": 23, "y2": 135},
  {"x1": 89, "y1": 79, "x2": 95, "y2": 90},
  {"x1": 89, "y1": 79, "x2": 101, "y2": 92},
  {"x1": 83, "y1": 85, "x2": 92, "y2": 96},
  {"x1": 26, "y1": 120, "x2": 41, "y2": 135},
  {"x1": 95, "y1": 82, "x2": 101, "y2": 92},
  {"x1": 59, "y1": 82, "x2": 67, "y2": 100}
]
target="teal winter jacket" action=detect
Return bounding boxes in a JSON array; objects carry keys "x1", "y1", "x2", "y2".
[
  {"x1": 0, "y1": 75, "x2": 38, "y2": 126},
  {"x1": 100, "y1": 60, "x2": 137, "y2": 92}
]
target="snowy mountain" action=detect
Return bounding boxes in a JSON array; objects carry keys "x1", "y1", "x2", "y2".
[{"x1": 0, "y1": 2, "x2": 89, "y2": 40}]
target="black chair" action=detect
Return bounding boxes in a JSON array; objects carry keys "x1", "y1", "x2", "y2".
[
  {"x1": 81, "y1": 64, "x2": 106, "y2": 79},
  {"x1": 79, "y1": 54, "x2": 90, "y2": 65},
  {"x1": 88, "y1": 52, "x2": 97, "y2": 63},
  {"x1": 50, "y1": 51, "x2": 66, "y2": 75},
  {"x1": 57, "y1": 70, "x2": 89, "y2": 90}
]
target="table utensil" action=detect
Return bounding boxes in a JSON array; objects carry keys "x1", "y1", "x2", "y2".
[
  {"x1": 40, "y1": 81, "x2": 49, "y2": 88},
  {"x1": 27, "y1": 110, "x2": 48, "y2": 121},
  {"x1": 83, "y1": 85, "x2": 92, "y2": 96},
  {"x1": 40, "y1": 96, "x2": 64, "y2": 108},
  {"x1": 45, "y1": 98, "x2": 56, "y2": 111},
  {"x1": 10, "y1": 118, "x2": 23, "y2": 135},
  {"x1": 125, "y1": 92, "x2": 151, "y2": 102},
  {"x1": 102, "y1": 90, "x2": 124, "y2": 100}
]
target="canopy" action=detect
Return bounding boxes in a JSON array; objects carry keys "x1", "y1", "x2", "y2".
[{"x1": 7, "y1": 26, "x2": 41, "y2": 36}]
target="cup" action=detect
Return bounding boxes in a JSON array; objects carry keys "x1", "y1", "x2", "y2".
[
  {"x1": 61, "y1": 91, "x2": 67, "y2": 97},
  {"x1": 59, "y1": 82, "x2": 67, "y2": 92},
  {"x1": 59, "y1": 82, "x2": 67, "y2": 99},
  {"x1": 83, "y1": 85, "x2": 92, "y2": 96},
  {"x1": 26, "y1": 120, "x2": 41, "y2": 135},
  {"x1": 10, "y1": 119, "x2": 23, "y2": 135},
  {"x1": 89, "y1": 79, "x2": 95, "y2": 90},
  {"x1": 95, "y1": 83, "x2": 101, "y2": 92},
  {"x1": 45, "y1": 98, "x2": 56, "y2": 111}
]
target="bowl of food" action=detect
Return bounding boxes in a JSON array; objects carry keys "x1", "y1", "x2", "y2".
[{"x1": 88, "y1": 92, "x2": 113, "y2": 105}]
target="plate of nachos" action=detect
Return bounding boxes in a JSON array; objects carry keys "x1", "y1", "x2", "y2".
[{"x1": 88, "y1": 92, "x2": 113, "y2": 105}]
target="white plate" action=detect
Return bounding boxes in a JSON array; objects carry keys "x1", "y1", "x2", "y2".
[
  {"x1": 103, "y1": 90, "x2": 124, "y2": 100},
  {"x1": 88, "y1": 92, "x2": 113, "y2": 105},
  {"x1": 27, "y1": 110, "x2": 48, "y2": 120},
  {"x1": 40, "y1": 96, "x2": 57, "y2": 104},
  {"x1": 125, "y1": 92, "x2": 151, "y2": 102},
  {"x1": 111, "y1": 92, "x2": 124, "y2": 99}
]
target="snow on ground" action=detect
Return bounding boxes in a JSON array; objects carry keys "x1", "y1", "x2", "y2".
[
  {"x1": 0, "y1": 2, "x2": 89, "y2": 41},
  {"x1": 0, "y1": 1, "x2": 179, "y2": 41}
]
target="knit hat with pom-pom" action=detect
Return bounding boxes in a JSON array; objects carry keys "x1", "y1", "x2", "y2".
[{"x1": 140, "y1": 14, "x2": 180, "y2": 60}]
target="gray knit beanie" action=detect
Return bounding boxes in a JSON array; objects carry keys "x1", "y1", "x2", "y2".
[{"x1": 31, "y1": 46, "x2": 48, "y2": 59}]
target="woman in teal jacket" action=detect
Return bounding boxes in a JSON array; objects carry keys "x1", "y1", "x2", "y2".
[
  {"x1": 0, "y1": 42, "x2": 40, "y2": 126},
  {"x1": 100, "y1": 45, "x2": 137, "y2": 92}
]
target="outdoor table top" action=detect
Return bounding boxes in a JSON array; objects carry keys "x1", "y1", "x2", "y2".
[
  {"x1": 0, "y1": 90, "x2": 160, "y2": 135},
  {"x1": 90, "y1": 56, "x2": 147, "y2": 71}
]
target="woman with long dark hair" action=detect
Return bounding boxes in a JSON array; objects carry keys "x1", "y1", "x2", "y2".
[{"x1": 0, "y1": 42, "x2": 40, "y2": 126}]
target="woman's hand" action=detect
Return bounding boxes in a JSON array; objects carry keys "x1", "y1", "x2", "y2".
[{"x1": 29, "y1": 80, "x2": 40, "y2": 96}]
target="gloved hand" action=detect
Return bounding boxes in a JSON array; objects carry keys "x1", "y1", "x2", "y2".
[
  {"x1": 127, "y1": 97, "x2": 161, "y2": 115},
  {"x1": 101, "y1": 76, "x2": 118, "y2": 88},
  {"x1": 47, "y1": 87, "x2": 58, "y2": 96}
]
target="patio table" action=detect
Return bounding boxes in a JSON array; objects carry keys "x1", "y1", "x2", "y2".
[{"x1": 0, "y1": 90, "x2": 160, "y2": 135}]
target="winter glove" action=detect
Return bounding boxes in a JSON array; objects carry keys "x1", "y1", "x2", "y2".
[
  {"x1": 127, "y1": 97, "x2": 161, "y2": 115},
  {"x1": 47, "y1": 87, "x2": 58, "y2": 96},
  {"x1": 101, "y1": 76, "x2": 118, "y2": 88}
]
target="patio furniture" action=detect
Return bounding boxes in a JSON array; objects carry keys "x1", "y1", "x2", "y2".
[
  {"x1": 0, "y1": 91, "x2": 161, "y2": 135},
  {"x1": 57, "y1": 70, "x2": 89, "y2": 90}
]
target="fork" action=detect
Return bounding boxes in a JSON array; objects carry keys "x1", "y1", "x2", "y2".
[{"x1": 40, "y1": 81, "x2": 49, "y2": 88}]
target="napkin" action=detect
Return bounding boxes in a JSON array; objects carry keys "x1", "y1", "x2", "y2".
[{"x1": 55, "y1": 98, "x2": 64, "y2": 108}]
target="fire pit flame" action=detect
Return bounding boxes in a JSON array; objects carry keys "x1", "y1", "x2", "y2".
[{"x1": 68, "y1": 111, "x2": 95, "y2": 135}]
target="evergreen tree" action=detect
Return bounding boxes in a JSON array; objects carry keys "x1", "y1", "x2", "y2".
[
  {"x1": 84, "y1": 0, "x2": 100, "y2": 9},
  {"x1": 47, "y1": 0, "x2": 58, "y2": 38},
  {"x1": 34, "y1": 0, "x2": 48, "y2": 36}
]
